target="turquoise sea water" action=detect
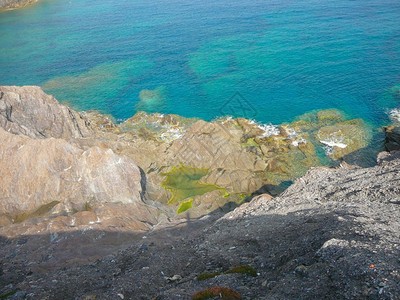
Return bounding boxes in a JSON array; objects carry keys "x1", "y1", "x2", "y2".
[{"x1": 0, "y1": 0, "x2": 400, "y2": 128}]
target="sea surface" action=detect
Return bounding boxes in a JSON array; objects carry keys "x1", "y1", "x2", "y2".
[{"x1": 1, "y1": 0, "x2": 400, "y2": 128}]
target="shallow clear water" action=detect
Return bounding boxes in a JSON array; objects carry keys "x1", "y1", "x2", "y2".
[{"x1": 1, "y1": 0, "x2": 400, "y2": 128}]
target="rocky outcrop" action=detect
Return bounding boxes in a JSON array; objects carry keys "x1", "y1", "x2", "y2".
[
  {"x1": 0, "y1": 86, "x2": 373, "y2": 219},
  {"x1": 91, "y1": 108, "x2": 371, "y2": 216},
  {"x1": 0, "y1": 86, "x2": 91, "y2": 139},
  {"x1": 0, "y1": 0, "x2": 38, "y2": 10},
  {"x1": 384, "y1": 125, "x2": 400, "y2": 151},
  {"x1": 0, "y1": 127, "x2": 144, "y2": 218},
  {"x1": 0, "y1": 86, "x2": 159, "y2": 231}
]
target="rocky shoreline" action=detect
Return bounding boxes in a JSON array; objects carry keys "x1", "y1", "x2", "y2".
[
  {"x1": 0, "y1": 86, "x2": 378, "y2": 227},
  {"x1": 1, "y1": 85, "x2": 400, "y2": 299},
  {"x1": 0, "y1": 0, "x2": 38, "y2": 10}
]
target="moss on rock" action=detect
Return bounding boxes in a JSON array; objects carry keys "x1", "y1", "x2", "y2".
[{"x1": 225, "y1": 265, "x2": 257, "y2": 277}]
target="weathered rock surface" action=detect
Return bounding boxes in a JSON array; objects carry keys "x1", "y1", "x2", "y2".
[
  {"x1": 0, "y1": 127, "x2": 144, "y2": 218},
  {"x1": 0, "y1": 86, "x2": 91, "y2": 139},
  {"x1": 0, "y1": 0, "x2": 38, "y2": 10},
  {"x1": 1, "y1": 151, "x2": 399, "y2": 299},
  {"x1": 0, "y1": 86, "x2": 163, "y2": 234}
]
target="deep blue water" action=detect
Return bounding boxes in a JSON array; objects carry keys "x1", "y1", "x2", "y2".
[{"x1": 0, "y1": 0, "x2": 400, "y2": 127}]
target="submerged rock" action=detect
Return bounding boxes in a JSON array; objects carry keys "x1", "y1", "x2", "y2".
[
  {"x1": 316, "y1": 119, "x2": 370, "y2": 160},
  {"x1": 136, "y1": 87, "x2": 166, "y2": 112}
]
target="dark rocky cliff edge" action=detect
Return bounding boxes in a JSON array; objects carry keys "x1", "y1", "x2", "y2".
[
  {"x1": 0, "y1": 0, "x2": 38, "y2": 10},
  {"x1": 0, "y1": 86, "x2": 399, "y2": 299}
]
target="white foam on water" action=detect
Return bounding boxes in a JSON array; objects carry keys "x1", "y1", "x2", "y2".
[
  {"x1": 389, "y1": 108, "x2": 400, "y2": 122},
  {"x1": 258, "y1": 123, "x2": 280, "y2": 137},
  {"x1": 160, "y1": 126, "x2": 185, "y2": 142},
  {"x1": 248, "y1": 119, "x2": 256, "y2": 125},
  {"x1": 320, "y1": 134, "x2": 347, "y2": 156},
  {"x1": 213, "y1": 116, "x2": 233, "y2": 124},
  {"x1": 320, "y1": 139, "x2": 347, "y2": 149},
  {"x1": 284, "y1": 126, "x2": 307, "y2": 147},
  {"x1": 284, "y1": 127, "x2": 296, "y2": 136},
  {"x1": 292, "y1": 138, "x2": 307, "y2": 147}
]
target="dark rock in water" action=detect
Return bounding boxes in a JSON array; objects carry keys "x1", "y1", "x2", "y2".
[{"x1": 384, "y1": 126, "x2": 400, "y2": 151}]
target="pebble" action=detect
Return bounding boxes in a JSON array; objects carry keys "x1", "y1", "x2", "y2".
[
  {"x1": 294, "y1": 265, "x2": 308, "y2": 277},
  {"x1": 267, "y1": 281, "x2": 276, "y2": 289},
  {"x1": 262, "y1": 280, "x2": 268, "y2": 287},
  {"x1": 167, "y1": 275, "x2": 182, "y2": 282}
]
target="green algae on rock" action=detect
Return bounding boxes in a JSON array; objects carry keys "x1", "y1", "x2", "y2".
[
  {"x1": 82, "y1": 108, "x2": 372, "y2": 216},
  {"x1": 2, "y1": 86, "x2": 373, "y2": 219},
  {"x1": 119, "y1": 111, "x2": 198, "y2": 142},
  {"x1": 161, "y1": 165, "x2": 224, "y2": 204},
  {"x1": 176, "y1": 198, "x2": 194, "y2": 214},
  {"x1": 10, "y1": 201, "x2": 60, "y2": 223}
]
